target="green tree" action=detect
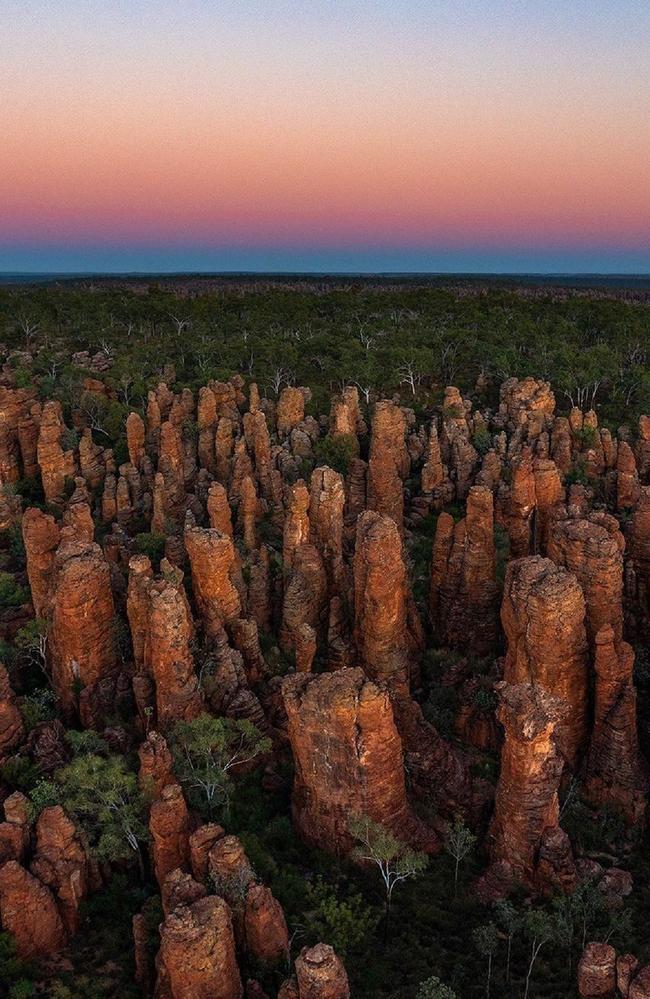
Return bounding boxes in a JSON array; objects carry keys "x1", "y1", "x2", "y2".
[
  {"x1": 415, "y1": 976, "x2": 457, "y2": 999},
  {"x1": 443, "y1": 817, "x2": 476, "y2": 894},
  {"x1": 305, "y1": 878, "x2": 379, "y2": 959},
  {"x1": 522, "y1": 908, "x2": 560, "y2": 999},
  {"x1": 349, "y1": 814, "x2": 427, "y2": 940},
  {"x1": 493, "y1": 899, "x2": 520, "y2": 984},
  {"x1": 473, "y1": 922, "x2": 499, "y2": 997},
  {"x1": 54, "y1": 753, "x2": 148, "y2": 876},
  {"x1": 169, "y1": 713, "x2": 271, "y2": 820}
]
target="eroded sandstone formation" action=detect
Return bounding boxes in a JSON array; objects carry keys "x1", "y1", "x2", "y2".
[
  {"x1": 156, "y1": 894, "x2": 242, "y2": 999},
  {"x1": 482, "y1": 682, "x2": 574, "y2": 897},
  {"x1": 502, "y1": 556, "x2": 588, "y2": 767},
  {"x1": 0, "y1": 860, "x2": 67, "y2": 958},
  {"x1": 282, "y1": 668, "x2": 435, "y2": 854}
]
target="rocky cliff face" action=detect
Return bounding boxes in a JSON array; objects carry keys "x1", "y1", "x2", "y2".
[
  {"x1": 430, "y1": 485, "x2": 498, "y2": 655},
  {"x1": 367, "y1": 400, "x2": 409, "y2": 532},
  {"x1": 482, "y1": 682, "x2": 574, "y2": 897},
  {"x1": 0, "y1": 860, "x2": 67, "y2": 958},
  {"x1": 156, "y1": 894, "x2": 242, "y2": 999},
  {"x1": 502, "y1": 556, "x2": 588, "y2": 768},
  {"x1": 547, "y1": 514, "x2": 624, "y2": 645},
  {"x1": 353, "y1": 511, "x2": 419, "y2": 699},
  {"x1": 584, "y1": 625, "x2": 648, "y2": 823},
  {"x1": 282, "y1": 668, "x2": 434, "y2": 854},
  {"x1": 50, "y1": 538, "x2": 117, "y2": 715}
]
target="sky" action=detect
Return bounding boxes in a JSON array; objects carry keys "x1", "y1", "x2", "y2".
[{"x1": 1, "y1": 0, "x2": 649, "y2": 273}]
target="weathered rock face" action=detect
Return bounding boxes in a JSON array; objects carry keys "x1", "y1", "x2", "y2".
[
  {"x1": 353, "y1": 511, "x2": 420, "y2": 699},
  {"x1": 50, "y1": 539, "x2": 117, "y2": 715},
  {"x1": 584, "y1": 626, "x2": 648, "y2": 824},
  {"x1": 0, "y1": 793, "x2": 30, "y2": 865},
  {"x1": 185, "y1": 523, "x2": 242, "y2": 637},
  {"x1": 547, "y1": 515, "x2": 624, "y2": 645},
  {"x1": 483, "y1": 682, "x2": 572, "y2": 896},
  {"x1": 161, "y1": 868, "x2": 207, "y2": 916},
  {"x1": 367, "y1": 400, "x2": 408, "y2": 531},
  {"x1": 22, "y1": 506, "x2": 61, "y2": 618},
  {"x1": 498, "y1": 377, "x2": 555, "y2": 431},
  {"x1": 207, "y1": 481, "x2": 233, "y2": 537},
  {"x1": 0, "y1": 663, "x2": 24, "y2": 755},
  {"x1": 629, "y1": 486, "x2": 650, "y2": 640},
  {"x1": 294, "y1": 943, "x2": 350, "y2": 999},
  {"x1": 127, "y1": 554, "x2": 154, "y2": 671},
  {"x1": 276, "y1": 386, "x2": 306, "y2": 440},
  {"x1": 30, "y1": 805, "x2": 87, "y2": 934},
  {"x1": 496, "y1": 448, "x2": 536, "y2": 557},
  {"x1": 329, "y1": 385, "x2": 363, "y2": 444},
  {"x1": 0, "y1": 860, "x2": 67, "y2": 958},
  {"x1": 577, "y1": 942, "x2": 616, "y2": 998},
  {"x1": 421, "y1": 420, "x2": 444, "y2": 494},
  {"x1": 280, "y1": 544, "x2": 327, "y2": 658},
  {"x1": 126, "y1": 411, "x2": 146, "y2": 470},
  {"x1": 283, "y1": 480, "x2": 311, "y2": 572},
  {"x1": 532, "y1": 457, "x2": 564, "y2": 553},
  {"x1": 139, "y1": 730, "x2": 176, "y2": 801},
  {"x1": 309, "y1": 466, "x2": 346, "y2": 595},
  {"x1": 617, "y1": 441, "x2": 640, "y2": 511},
  {"x1": 157, "y1": 895, "x2": 242, "y2": 999},
  {"x1": 244, "y1": 883, "x2": 289, "y2": 966},
  {"x1": 282, "y1": 669, "x2": 429, "y2": 855},
  {"x1": 429, "y1": 485, "x2": 498, "y2": 655},
  {"x1": 144, "y1": 571, "x2": 202, "y2": 728},
  {"x1": 188, "y1": 823, "x2": 225, "y2": 883},
  {"x1": 149, "y1": 783, "x2": 192, "y2": 889},
  {"x1": 502, "y1": 556, "x2": 588, "y2": 768},
  {"x1": 37, "y1": 400, "x2": 75, "y2": 506}
]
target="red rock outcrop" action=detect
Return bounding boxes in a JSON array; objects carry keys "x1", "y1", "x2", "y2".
[
  {"x1": 185, "y1": 522, "x2": 242, "y2": 637},
  {"x1": 496, "y1": 448, "x2": 536, "y2": 557},
  {"x1": 0, "y1": 860, "x2": 67, "y2": 958},
  {"x1": 353, "y1": 511, "x2": 420, "y2": 699},
  {"x1": 0, "y1": 793, "x2": 30, "y2": 865},
  {"x1": 295, "y1": 943, "x2": 350, "y2": 999},
  {"x1": 244, "y1": 883, "x2": 289, "y2": 966},
  {"x1": 498, "y1": 377, "x2": 555, "y2": 431},
  {"x1": 283, "y1": 480, "x2": 311, "y2": 572},
  {"x1": 280, "y1": 544, "x2": 327, "y2": 659},
  {"x1": 139, "y1": 730, "x2": 176, "y2": 801},
  {"x1": 127, "y1": 554, "x2": 154, "y2": 670},
  {"x1": 188, "y1": 823, "x2": 225, "y2": 883},
  {"x1": 0, "y1": 664, "x2": 24, "y2": 755},
  {"x1": 30, "y1": 805, "x2": 87, "y2": 933},
  {"x1": 367, "y1": 400, "x2": 408, "y2": 531},
  {"x1": 547, "y1": 515, "x2": 624, "y2": 645},
  {"x1": 37, "y1": 400, "x2": 75, "y2": 506},
  {"x1": 617, "y1": 441, "x2": 639, "y2": 510},
  {"x1": 149, "y1": 783, "x2": 192, "y2": 889},
  {"x1": 282, "y1": 668, "x2": 434, "y2": 855},
  {"x1": 50, "y1": 538, "x2": 117, "y2": 715},
  {"x1": 533, "y1": 457, "x2": 564, "y2": 553},
  {"x1": 157, "y1": 893, "x2": 242, "y2": 999},
  {"x1": 309, "y1": 466, "x2": 346, "y2": 595},
  {"x1": 482, "y1": 682, "x2": 573, "y2": 896},
  {"x1": 578, "y1": 942, "x2": 616, "y2": 998},
  {"x1": 144, "y1": 569, "x2": 202, "y2": 728},
  {"x1": 207, "y1": 481, "x2": 233, "y2": 537},
  {"x1": 276, "y1": 386, "x2": 306, "y2": 440},
  {"x1": 329, "y1": 385, "x2": 363, "y2": 444},
  {"x1": 429, "y1": 485, "x2": 498, "y2": 655},
  {"x1": 126, "y1": 411, "x2": 146, "y2": 470},
  {"x1": 502, "y1": 556, "x2": 588, "y2": 767},
  {"x1": 22, "y1": 506, "x2": 61, "y2": 618},
  {"x1": 584, "y1": 626, "x2": 648, "y2": 823}
]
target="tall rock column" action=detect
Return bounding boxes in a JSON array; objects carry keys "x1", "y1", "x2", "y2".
[
  {"x1": 144, "y1": 568, "x2": 202, "y2": 728},
  {"x1": 22, "y1": 506, "x2": 61, "y2": 618},
  {"x1": 483, "y1": 682, "x2": 572, "y2": 896},
  {"x1": 584, "y1": 625, "x2": 648, "y2": 823},
  {"x1": 429, "y1": 485, "x2": 498, "y2": 655},
  {"x1": 501, "y1": 556, "x2": 588, "y2": 768},
  {"x1": 367, "y1": 400, "x2": 409, "y2": 532},
  {"x1": 49, "y1": 538, "x2": 116, "y2": 716},
  {"x1": 156, "y1": 894, "x2": 242, "y2": 999},
  {"x1": 282, "y1": 668, "x2": 435, "y2": 855},
  {"x1": 353, "y1": 511, "x2": 420, "y2": 699},
  {"x1": 184, "y1": 522, "x2": 242, "y2": 638},
  {"x1": 547, "y1": 515, "x2": 624, "y2": 645}
]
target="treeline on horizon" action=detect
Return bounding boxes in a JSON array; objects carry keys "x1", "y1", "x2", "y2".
[{"x1": 1, "y1": 280, "x2": 650, "y2": 451}]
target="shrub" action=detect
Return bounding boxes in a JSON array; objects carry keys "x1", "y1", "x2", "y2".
[
  {"x1": 313, "y1": 433, "x2": 358, "y2": 475},
  {"x1": 0, "y1": 572, "x2": 29, "y2": 608},
  {"x1": 134, "y1": 532, "x2": 166, "y2": 566}
]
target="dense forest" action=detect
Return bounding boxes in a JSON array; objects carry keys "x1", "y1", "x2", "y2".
[{"x1": 1, "y1": 278, "x2": 650, "y2": 999}]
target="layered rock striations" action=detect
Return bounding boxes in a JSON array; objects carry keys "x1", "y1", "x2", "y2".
[{"x1": 502, "y1": 556, "x2": 588, "y2": 768}]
